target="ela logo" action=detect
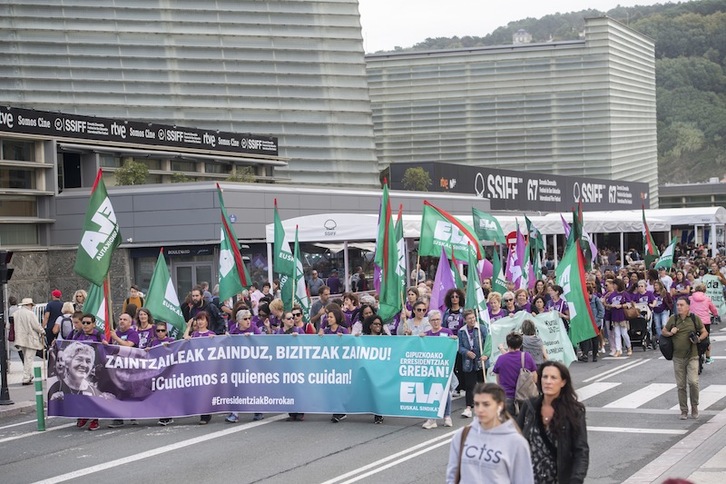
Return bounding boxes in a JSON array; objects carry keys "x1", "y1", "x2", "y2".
[
  {"x1": 400, "y1": 382, "x2": 445, "y2": 404},
  {"x1": 80, "y1": 197, "x2": 118, "y2": 259},
  {"x1": 433, "y1": 220, "x2": 467, "y2": 245}
]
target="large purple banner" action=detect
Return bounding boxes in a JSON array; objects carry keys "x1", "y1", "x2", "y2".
[{"x1": 47, "y1": 335, "x2": 457, "y2": 419}]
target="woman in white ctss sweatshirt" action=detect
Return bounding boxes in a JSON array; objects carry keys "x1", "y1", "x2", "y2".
[{"x1": 446, "y1": 383, "x2": 534, "y2": 484}]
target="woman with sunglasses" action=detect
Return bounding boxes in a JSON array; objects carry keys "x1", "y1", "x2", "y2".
[
  {"x1": 226, "y1": 309, "x2": 264, "y2": 423},
  {"x1": 149, "y1": 322, "x2": 176, "y2": 426},
  {"x1": 398, "y1": 300, "x2": 432, "y2": 336},
  {"x1": 276, "y1": 311, "x2": 304, "y2": 334},
  {"x1": 73, "y1": 289, "x2": 87, "y2": 312},
  {"x1": 502, "y1": 291, "x2": 517, "y2": 315}
]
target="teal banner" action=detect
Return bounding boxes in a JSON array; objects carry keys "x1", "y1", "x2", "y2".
[{"x1": 48, "y1": 335, "x2": 456, "y2": 420}]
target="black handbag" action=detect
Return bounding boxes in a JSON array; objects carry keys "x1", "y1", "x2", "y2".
[{"x1": 659, "y1": 334, "x2": 674, "y2": 360}]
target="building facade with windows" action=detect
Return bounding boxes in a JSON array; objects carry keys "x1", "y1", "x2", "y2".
[
  {"x1": 0, "y1": 0, "x2": 379, "y2": 188},
  {"x1": 366, "y1": 16, "x2": 659, "y2": 205}
]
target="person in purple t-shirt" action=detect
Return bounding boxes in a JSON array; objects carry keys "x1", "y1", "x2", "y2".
[
  {"x1": 492, "y1": 332, "x2": 537, "y2": 416},
  {"x1": 183, "y1": 311, "x2": 215, "y2": 424},
  {"x1": 421, "y1": 310, "x2": 455, "y2": 430},
  {"x1": 103, "y1": 313, "x2": 139, "y2": 429},
  {"x1": 546, "y1": 285, "x2": 570, "y2": 331},
  {"x1": 229, "y1": 309, "x2": 262, "y2": 335},
  {"x1": 135, "y1": 308, "x2": 155, "y2": 350},
  {"x1": 148, "y1": 322, "x2": 176, "y2": 426},
  {"x1": 225, "y1": 310, "x2": 264, "y2": 423},
  {"x1": 69, "y1": 314, "x2": 107, "y2": 431},
  {"x1": 319, "y1": 304, "x2": 349, "y2": 423}
]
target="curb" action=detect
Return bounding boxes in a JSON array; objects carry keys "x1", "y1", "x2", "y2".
[{"x1": 0, "y1": 400, "x2": 38, "y2": 419}]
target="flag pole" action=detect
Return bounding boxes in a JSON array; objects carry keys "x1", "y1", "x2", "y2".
[{"x1": 105, "y1": 273, "x2": 114, "y2": 339}]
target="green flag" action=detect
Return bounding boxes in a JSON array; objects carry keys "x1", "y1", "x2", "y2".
[
  {"x1": 293, "y1": 226, "x2": 311, "y2": 319},
  {"x1": 375, "y1": 184, "x2": 402, "y2": 322},
  {"x1": 472, "y1": 207, "x2": 505, "y2": 245},
  {"x1": 145, "y1": 249, "x2": 187, "y2": 338},
  {"x1": 555, "y1": 243, "x2": 598, "y2": 345},
  {"x1": 420, "y1": 201, "x2": 482, "y2": 261},
  {"x1": 394, "y1": 205, "x2": 408, "y2": 304},
  {"x1": 466, "y1": 245, "x2": 490, "y2": 329},
  {"x1": 217, "y1": 184, "x2": 251, "y2": 301},
  {"x1": 450, "y1": 251, "x2": 464, "y2": 289},
  {"x1": 491, "y1": 247, "x2": 508, "y2": 294},
  {"x1": 74, "y1": 169, "x2": 122, "y2": 286},
  {"x1": 274, "y1": 201, "x2": 296, "y2": 311},
  {"x1": 273, "y1": 201, "x2": 295, "y2": 277},
  {"x1": 85, "y1": 281, "x2": 110, "y2": 338},
  {"x1": 525, "y1": 215, "x2": 544, "y2": 251},
  {"x1": 654, "y1": 237, "x2": 678, "y2": 270}
]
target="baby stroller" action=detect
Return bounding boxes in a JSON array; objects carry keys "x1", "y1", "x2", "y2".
[{"x1": 628, "y1": 304, "x2": 652, "y2": 351}]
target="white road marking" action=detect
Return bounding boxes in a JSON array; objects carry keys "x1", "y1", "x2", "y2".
[
  {"x1": 320, "y1": 431, "x2": 457, "y2": 484},
  {"x1": 588, "y1": 426, "x2": 686, "y2": 435},
  {"x1": 0, "y1": 422, "x2": 75, "y2": 444},
  {"x1": 583, "y1": 360, "x2": 646, "y2": 383},
  {"x1": 670, "y1": 384, "x2": 726, "y2": 410},
  {"x1": 604, "y1": 383, "x2": 676, "y2": 409},
  {"x1": 0, "y1": 417, "x2": 56, "y2": 431},
  {"x1": 31, "y1": 415, "x2": 287, "y2": 483},
  {"x1": 577, "y1": 382, "x2": 621, "y2": 401},
  {"x1": 594, "y1": 359, "x2": 651, "y2": 382}
]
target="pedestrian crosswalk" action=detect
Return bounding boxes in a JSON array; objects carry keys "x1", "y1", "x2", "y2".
[{"x1": 577, "y1": 382, "x2": 726, "y2": 411}]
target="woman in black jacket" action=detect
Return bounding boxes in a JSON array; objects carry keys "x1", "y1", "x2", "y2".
[{"x1": 516, "y1": 361, "x2": 589, "y2": 484}]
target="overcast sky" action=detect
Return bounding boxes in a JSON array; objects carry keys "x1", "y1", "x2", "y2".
[{"x1": 358, "y1": 0, "x2": 672, "y2": 52}]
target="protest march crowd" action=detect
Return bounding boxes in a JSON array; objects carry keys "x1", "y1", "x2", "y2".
[{"x1": 8, "y1": 174, "x2": 721, "y2": 483}]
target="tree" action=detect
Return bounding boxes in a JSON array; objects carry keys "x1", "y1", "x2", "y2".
[
  {"x1": 402, "y1": 167, "x2": 432, "y2": 192},
  {"x1": 170, "y1": 172, "x2": 197, "y2": 183},
  {"x1": 115, "y1": 159, "x2": 148, "y2": 186},
  {"x1": 226, "y1": 166, "x2": 256, "y2": 183}
]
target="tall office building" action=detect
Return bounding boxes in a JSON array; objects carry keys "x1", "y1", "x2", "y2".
[
  {"x1": 366, "y1": 17, "x2": 659, "y2": 204},
  {"x1": 0, "y1": 0, "x2": 379, "y2": 187}
]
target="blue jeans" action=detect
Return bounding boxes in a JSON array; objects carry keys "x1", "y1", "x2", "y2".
[{"x1": 653, "y1": 311, "x2": 669, "y2": 338}]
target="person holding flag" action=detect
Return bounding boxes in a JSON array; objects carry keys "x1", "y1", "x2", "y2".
[{"x1": 457, "y1": 309, "x2": 488, "y2": 418}]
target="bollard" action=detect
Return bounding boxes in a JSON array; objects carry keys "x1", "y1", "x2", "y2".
[{"x1": 33, "y1": 361, "x2": 45, "y2": 431}]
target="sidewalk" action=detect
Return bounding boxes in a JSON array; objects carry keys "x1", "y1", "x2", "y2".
[{"x1": 0, "y1": 354, "x2": 43, "y2": 419}]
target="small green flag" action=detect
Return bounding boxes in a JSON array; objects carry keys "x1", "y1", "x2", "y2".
[
  {"x1": 472, "y1": 207, "x2": 505, "y2": 245},
  {"x1": 654, "y1": 237, "x2": 678, "y2": 270},
  {"x1": 293, "y1": 226, "x2": 311, "y2": 319},
  {"x1": 145, "y1": 249, "x2": 187, "y2": 338}
]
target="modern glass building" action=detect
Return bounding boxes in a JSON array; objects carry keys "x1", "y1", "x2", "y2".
[
  {"x1": 366, "y1": 16, "x2": 659, "y2": 205},
  {"x1": 0, "y1": 0, "x2": 379, "y2": 188}
]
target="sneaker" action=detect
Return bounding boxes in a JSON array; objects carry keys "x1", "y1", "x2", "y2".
[
  {"x1": 76, "y1": 419, "x2": 88, "y2": 428},
  {"x1": 157, "y1": 418, "x2": 173, "y2": 426},
  {"x1": 108, "y1": 419, "x2": 125, "y2": 428},
  {"x1": 627, "y1": 348, "x2": 633, "y2": 356},
  {"x1": 444, "y1": 416, "x2": 453, "y2": 427},
  {"x1": 88, "y1": 419, "x2": 100, "y2": 431},
  {"x1": 705, "y1": 358, "x2": 713, "y2": 365},
  {"x1": 680, "y1": 412, "x2": 688, "y2": 420},
  {"x1": 453, "y1": 390, "x2": 461, "y2": 397},
  {"x1": 374, "y1": 415, "x2": 384, "y2": 424},
  {"x1": 592, "y1": 356, "x2": 598, "y2": 362},
  {"x1": 130, "y1": 419, "x2": 138, "y2": 426},
  {"x1": 225, "y1": 413, "x2": 239, "y2": 423},
  {"x1": 461, "y1": 407, "x2": 472, "y2": 418},
  {"x1": 252, "y1": 413, "x2": 264, "y2": 421},
  {"x1": 331, "y1": 414, "x2": 347, "y2": 423},
  {"x1": 692, "y1": 407, "x2": 699, "y2": 419},
  {"x1": 600, "y1": 348, "x2": 607, "y2": 354},
  {"x1": 422, "y1": 419, "x2": 438, "y2": 429},
  {"x1": 199, "y1": 419, "x2": 209, "y2": 425}
]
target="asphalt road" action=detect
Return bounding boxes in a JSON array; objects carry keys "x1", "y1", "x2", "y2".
[{"x1": 1, "y1": 328, "x2": 725, "y2": 484}]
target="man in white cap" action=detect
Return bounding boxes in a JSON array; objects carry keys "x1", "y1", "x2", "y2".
[{"x1": 13, "y1": 298, "x2": 46, "y2": 385}]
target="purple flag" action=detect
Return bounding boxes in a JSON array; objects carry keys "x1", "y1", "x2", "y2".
[
  {"x1": 560, "y1": 214, "x2": 571, "y2": 240},
  {"x1": 431, "y1": 247, "x2": 456, "y2": 312},
  {"x1": 505, "y1": 224, "x2": 524, "y2": 288},
  {"x1": 479, "y1": 257, "x2": 493, "y2": 280},
  {"x1": 373, "y1": 264, "x2": 382, "y2": 293}
]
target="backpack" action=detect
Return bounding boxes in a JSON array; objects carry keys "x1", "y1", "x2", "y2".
[
  {"x1": 515, "y1": 352, "x2": 539, "y2": 414},
  {"x1": 59, "y1": 315, "x2": 74, "y2": 339}
]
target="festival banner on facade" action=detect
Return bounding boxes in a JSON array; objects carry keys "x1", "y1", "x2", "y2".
[
  {"x1": 47, "y1": 336, "x2": 456, "y2": 420},
  {"x1": 485, "y1": 311, "x2": 577, "y2": 380}
]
